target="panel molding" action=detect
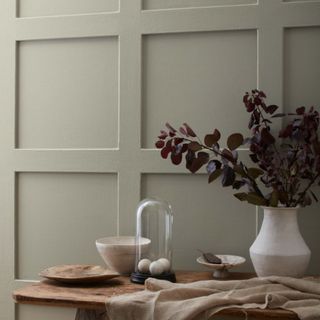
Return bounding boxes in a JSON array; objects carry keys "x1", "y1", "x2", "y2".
[
  {"x1": 141, "y1": 5, "x2": 259, "y2": 33},
  {"x1": 142, "y1": 0, "x2": 257, "y2": 10},
  {"x1": 17, "y1": 0, "x2": 119, "y2": 18},
  {"x1": 15, "y1": 13, "x2": 120, "y2": 41}
]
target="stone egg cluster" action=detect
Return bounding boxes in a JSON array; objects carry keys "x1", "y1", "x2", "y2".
[{"x1": 137, "y1": 258, "x2": 170, "y2": 275}]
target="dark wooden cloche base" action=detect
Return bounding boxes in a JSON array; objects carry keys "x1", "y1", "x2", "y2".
[{"x1": 130, "y1": 271, "x2": 176, "y2": 284}]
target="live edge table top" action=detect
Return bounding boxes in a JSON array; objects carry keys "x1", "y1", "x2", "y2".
[{"x1": 13, "y1": 271, "x2": 304, "y2": 319}]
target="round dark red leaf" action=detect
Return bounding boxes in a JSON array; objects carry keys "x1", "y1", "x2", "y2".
[
  {"x1": 161, "y1": 147, "x2": 171, "y2": 159},
  {"x1": 171, "y1": 152, "x2": 182, "y2": 165},
  {"x1": 155, "y1": 140, "x2": 165, "y2": 148}
]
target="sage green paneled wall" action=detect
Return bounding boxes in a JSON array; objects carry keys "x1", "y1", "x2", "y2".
[{"x1": 0, "y1": 1, "x2": 319, "y2": 319}]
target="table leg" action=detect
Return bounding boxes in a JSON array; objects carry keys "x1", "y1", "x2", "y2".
[{"x1": 75, "y1": 308, "x2": 107, "y2": 320}]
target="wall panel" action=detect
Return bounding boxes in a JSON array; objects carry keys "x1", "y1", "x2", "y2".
[
  {"x1": 17, "y1": 305, "x2": 75, "y2": 320},
  {"x1": 284, "y1": 27, "x2": 320, "y2": 111},
  {"x1": 142, "y1": 30, "x2": 257, "y2": 148},
  {"x1": 298, "y1": 186, "x2": 320, "y2": 275},
  {"x1": 142, "y1": 174, "x2": 256, "y2": 271},
  {"x1": 283, "y1": 26, "x2": 320, "y2": 275},
  {"x1": 18, "y1": 37, "x2": 119, "y2": 149},
  {"x1": 16, "y1": 172, "x2": 117, "y2": 280}
]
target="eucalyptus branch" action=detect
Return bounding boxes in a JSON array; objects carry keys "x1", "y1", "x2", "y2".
[
  {"x1": 156, "y1": 90, "x2": 320, "y2": 208},
  {"x1": 293, "y1": 172, "x2": 320, "y2": 207},
  {"x1": 256, "y1": 105, "x2": 286, "y2": 183},
  {"x1": 239, "y1": 162, "x2": 266, "y2": 199},
  {"x1": 180, "y1": 136, "x2": 266, "y2": 199}
]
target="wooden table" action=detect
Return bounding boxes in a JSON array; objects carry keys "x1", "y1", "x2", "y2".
[{"x1": 13, "y1": 271, "x2": 300, "y2": 320}]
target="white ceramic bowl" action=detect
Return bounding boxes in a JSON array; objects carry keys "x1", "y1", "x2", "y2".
[{"x1": 96, "y1": 236, "x2": 150, "y2": 275}]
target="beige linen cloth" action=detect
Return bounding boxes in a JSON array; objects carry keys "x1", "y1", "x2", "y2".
[{"x1": 105, "y1": 276, "x2": 320, "y2": 320}]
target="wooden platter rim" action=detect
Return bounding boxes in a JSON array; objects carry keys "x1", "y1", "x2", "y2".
[{"x1": 39, "y1": 264, "x2": 120, "y2": 283}]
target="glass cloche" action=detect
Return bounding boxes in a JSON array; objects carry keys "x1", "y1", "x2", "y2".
[{"x1": 130, "y1": 198, "x2": 176, "y2": 284}]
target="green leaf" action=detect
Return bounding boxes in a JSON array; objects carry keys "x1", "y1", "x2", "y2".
[
  {"x1": 234, "y1": 193, "x2": 248, "y2": 201},
  {"x1": 246, "y1": 192, "x2": 267, "y2": 206},
  {"x1": 247, "y1": 167, "x2": 264, "y2": 179},
  {"x1": 208, "y1": 169, "x2": 222, "y2": 183},
  {"x1": 188, "y1": 141, "x2": 202, "y2": 152},
  {"x1": 227, "y1": 133, "x2": 244, "y2": 151}
]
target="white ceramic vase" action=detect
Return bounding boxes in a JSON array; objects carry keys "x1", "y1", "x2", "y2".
[{"x1": 250, "y1": 206, "x2": 311, "y2": 278}]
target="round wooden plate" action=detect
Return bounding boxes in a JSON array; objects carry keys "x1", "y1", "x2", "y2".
[{"x1": 39, "y1": 264, "x2": 120, "y2": 284}]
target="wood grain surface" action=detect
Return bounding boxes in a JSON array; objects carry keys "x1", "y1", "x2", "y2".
[
  {"x1": 39, "y1": 265, "x2": 120, "y2": 284},
  {"x1": 13, "y1": 271, "x2": 302, "y2": 319}
]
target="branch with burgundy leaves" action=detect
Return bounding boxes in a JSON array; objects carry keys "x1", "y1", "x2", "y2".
[{"x1": 155, "y1": 90, "x2": 320, "y2": 208}]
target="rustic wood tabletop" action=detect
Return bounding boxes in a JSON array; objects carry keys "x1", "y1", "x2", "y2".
[{"x1": 13, "y1": 271, "x2": 302, "y2": 319}]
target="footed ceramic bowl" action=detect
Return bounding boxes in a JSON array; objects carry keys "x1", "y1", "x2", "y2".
[
  {"x1": 197, "y1": 254, "x2": 246, "y2": 279},
  {"x1": 96, "y1": 236, "x2": 150, "y2": 275}
]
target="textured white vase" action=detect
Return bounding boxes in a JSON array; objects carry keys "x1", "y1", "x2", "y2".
[{"x1": 250, "y1": 206, "x2": 311, "y2": 278}]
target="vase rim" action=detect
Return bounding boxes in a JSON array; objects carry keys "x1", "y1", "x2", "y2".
[{"x1": 261, "y1": 206, "x2": 299, "y2": 211}]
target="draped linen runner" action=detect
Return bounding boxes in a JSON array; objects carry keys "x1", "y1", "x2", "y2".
[{"x1": 105, "y1": 276, "x2": 320, "y2": 320}]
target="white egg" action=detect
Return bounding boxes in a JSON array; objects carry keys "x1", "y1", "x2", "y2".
[
  {"x1": 157, "y1": 258, "x2": 171, "y2": 272},
  {"x1": 138, "y1": 258, "x2": 151, "y2": 273},
  {"x1": 149, "y1": 261, "x2": 164, "y2": 275}
]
